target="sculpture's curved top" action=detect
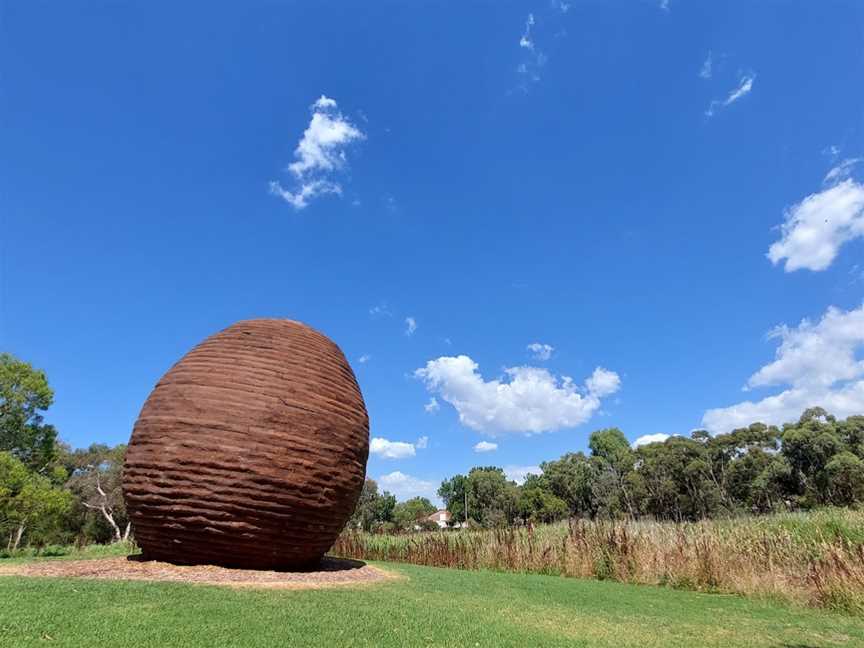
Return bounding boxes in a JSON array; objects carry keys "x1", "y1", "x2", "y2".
[{"x1": 122, "y1": 318, "x2": 369, "y2": 569}]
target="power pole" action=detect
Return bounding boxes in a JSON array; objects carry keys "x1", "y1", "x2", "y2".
[{"x1": 464, "y1": 486, "x2": 468, "y2": 528}]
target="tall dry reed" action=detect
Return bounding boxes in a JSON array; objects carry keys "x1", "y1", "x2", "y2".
[{"x1": 332, "y1": 509, "x2": 864, "y2": 614}]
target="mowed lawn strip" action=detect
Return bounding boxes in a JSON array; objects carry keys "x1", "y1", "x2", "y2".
[{"x1": 1, "y1": 562, "x2": 862, "y2": 648}]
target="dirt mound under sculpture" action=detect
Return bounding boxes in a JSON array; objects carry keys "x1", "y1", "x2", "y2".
[{"x1": 122, "y1": 319, "x2": 369, "y2": 570}]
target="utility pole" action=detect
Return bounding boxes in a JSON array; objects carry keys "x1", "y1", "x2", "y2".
[{"x1": 464, "y1": 486, "x2": 468, "y2": 528}]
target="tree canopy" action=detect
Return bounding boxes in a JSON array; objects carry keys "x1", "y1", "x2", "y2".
[
  {"x1": 0, "y1": 353, "x2": 58, "y2": 472},
  {"x1": 437, "y1": 409, "x2": 864, "y2": 527}
]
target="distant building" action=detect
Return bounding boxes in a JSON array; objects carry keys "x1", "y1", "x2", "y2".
[{"x1": 426, "y1": 509, "x2": 451, "y2": 528}]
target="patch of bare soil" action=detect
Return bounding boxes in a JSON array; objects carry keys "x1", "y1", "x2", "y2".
[{"x1": 0, "y1": 556, "x2": 397, "y2": 590}]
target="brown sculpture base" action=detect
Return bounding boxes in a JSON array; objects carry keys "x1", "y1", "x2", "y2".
[{"x1": 0, "y1": 556, "x2": 394, "y2": 589}]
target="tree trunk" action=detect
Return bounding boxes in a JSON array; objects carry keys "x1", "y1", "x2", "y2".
[
  {"x1": 103, "y1": 507, "x2": 122, "y2": 543},
  {"x1": 84, "y1": 475, "x2": 123, "y2": 543},
  {"x1": 82, "y1": 503, "x2": 122, "y2": 542},
  {"x1": 122, "y1": 521, "x2": 131, "y2": 542},
  {"x1": 11, "y1": 524, "x2": 24, "y2": 551}
]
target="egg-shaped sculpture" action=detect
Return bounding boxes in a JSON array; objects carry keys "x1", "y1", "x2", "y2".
[{"x1": 122, "y1": 319, "x2": 369, "y2": 569}]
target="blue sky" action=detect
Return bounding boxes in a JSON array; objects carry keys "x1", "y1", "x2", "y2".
[{"x1": 3, "y1": 2, "x2": 864, "y2": 503}]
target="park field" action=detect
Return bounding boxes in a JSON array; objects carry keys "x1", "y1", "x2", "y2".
[{"x1": 2, "y1": 552, "x2": 864, "y2": 647}]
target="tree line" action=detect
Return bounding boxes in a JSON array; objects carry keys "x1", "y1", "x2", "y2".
[
  {"x1": 351, "y1": 410, "x2": 864, "y2": 531},
  {"x1": 1, "y1": 354, "x2": 129, "y2": 551}
]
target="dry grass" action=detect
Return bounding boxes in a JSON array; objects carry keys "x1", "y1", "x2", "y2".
[
  {"x1": 332, "y1": 508, "x2": 864, "y2": 614},
  {"x1": 0, "y1": 556, "x2": 396, "y2": 590}
]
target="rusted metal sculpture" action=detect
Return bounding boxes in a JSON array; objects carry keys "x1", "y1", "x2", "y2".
[{"x1": 122, "y1": 319, "x2": 369, "y2": 569}]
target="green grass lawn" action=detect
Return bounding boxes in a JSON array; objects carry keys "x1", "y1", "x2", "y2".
[
  {"x1": 1, "y1": 560, "x2": 863, "y2": 647},
  {"x1": 0, "y1": 541, "x2": 137, "y2": 564}
]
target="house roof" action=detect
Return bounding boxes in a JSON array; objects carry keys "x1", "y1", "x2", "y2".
[{"x1": 427, "y1": 509, "x2": 450, "y2": 519}]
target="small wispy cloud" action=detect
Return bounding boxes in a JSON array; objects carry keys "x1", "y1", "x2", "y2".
[
  {"x1": 424, "y1": 397, "x2": 440, "y2": 414},
  {"x1": 725, "y1": 74, "x2": 755, "y2": 104},
  {"x1": 515, "y1": 12, "x2": 549, "y2": 90},
  {"x1": 824, "y1": 158, "x2": 861, "y2": 186},
  {"x1": 405, "y1": 316, "x2": 417, "y2": 336},
  {"x1": 519, "y1": 13, "x2": 536, "y2": 51},
  {"x1": 358, "y1": 354, "x2": 371, "y2": 364},
  {"x1": 823, "y1": 144, "x2": 841, "y2": 160},
  {"x1": 511, "y1": 4, "x2": 572, "y2": 92},
  {"x1": 659, "y1": 0, "x2": 670, "y2": 11},
  {"x1": 369, "y1": 302, "x2": 392, "y2": 318},
  {"x1": 699, "y1": 52, "x2": 713, "y2": 79},
  {"x1": 473, "y1": 441, "x2": 498, "y2": 453},
  {"x1": 416, "y1": 436, "x2": 429, "y2": 450},
  {"x1": 526, "y1": 342, "x2": 554, "y2": 361},
  {"x1": 383, "y1": 194, "x2": 398, "y2": 213},
  {"x1": 705, "y1": 72, "x2": 755, "y2": 118},
  {"x1": 270, "y1": 96, "x2": 365, "y2": 209}
]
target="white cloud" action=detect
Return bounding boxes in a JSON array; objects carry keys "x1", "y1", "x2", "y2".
[
  {"x1": 383, "y1": 194, "x2": 398, "y2": 213},
  {"x1": 702, "y1": 303, "x2": 864, "y2": 433},
  {"x1": 287, "y1": 97, "x2": 364, "y2": 177},
  {"x1": 269, "y1": 179, "x2": 340, "y2": 210},
  {"x1": 516, "y1": 13, "x2": 548, "y2": 89},
  {"x1": 369, "y1": 303, "x2": 392, "y2": 317},
  {"x1": 699, "y1": 52, "x2": 713, "y2": 79},
  {"x1": 705, "y1": 73, "x2": 755, "y2": 117},
  {"x1": 746, "y1": 305, "x2": 864, "y2": 390},
  {"x1": 519, "y1": 13, "x2": 535, "y2": 50},
  {"x1": 370, "y1": 435, "x2": 430, "y2": 459},
  {"x1": 358, "y1": 354, "x2": 371, "y2": 364},
  {"x1": 504, "y1": 465, "x2": 541, "y2": 485},
  {"x1": 414, "y1": 355, "x2": 620, "y2": 435},
  {"x1": 270, "y1": 95, "x2": 364, "y2": 210},
  {"x1": 312, "y1": 95, "x2": 337, "y2": 110},
  {"x1": 704, "y1": 383, "x2": 864, "y2": 435},
  {"x1": 378, "y1": 471, "x2": 439, "y2": 503},
  {"x1": 824, "y1": 145, "x2": 841, "y2": 160},
  {"x1": 370, "y1": 437, "x2": 416, "y2": 459},
  {"x1": 424, "y1": 397, "x2": 440, "y2": 414},
  {"x1": 585, "y1": 367, "x2": 622, "y2": 397},
  {"x1": 824, "y1": 158, "x2": 862, "y2": 186},
  {"x1": 632, "y1": 433, "x2": 670, "y2": 449},
  {"x1": 660, "y1": 0, "x2": 670, "y2": 12},
  {"x1": 473, "y1": 441, "x2": 498, "y2": 453},
  {"x1": 767, "y1": 175, "x2": 864, "y2": 272},
  {"x1": 405, "y1": 317, "x2": 417, "y2": 336},
  {"x1": 527, "y1": 342, "x2": 554, "y2": 361},
  {"x1": 725, "y1": 73, "x2": 755, "y2": 105}
]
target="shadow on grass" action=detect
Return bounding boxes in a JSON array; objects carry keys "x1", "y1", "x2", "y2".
[{"x1": 128, "y1": 553, "x2": 367, "y2": 573}]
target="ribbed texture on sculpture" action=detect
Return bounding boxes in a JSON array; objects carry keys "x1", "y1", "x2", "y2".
[{"x1": 122, "y1": 319, "x2": 369, "y2": 569}]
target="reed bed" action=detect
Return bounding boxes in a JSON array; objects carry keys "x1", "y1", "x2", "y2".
[{"x1": 332, "y1": 508, "x2": 864, "y2": 614}]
